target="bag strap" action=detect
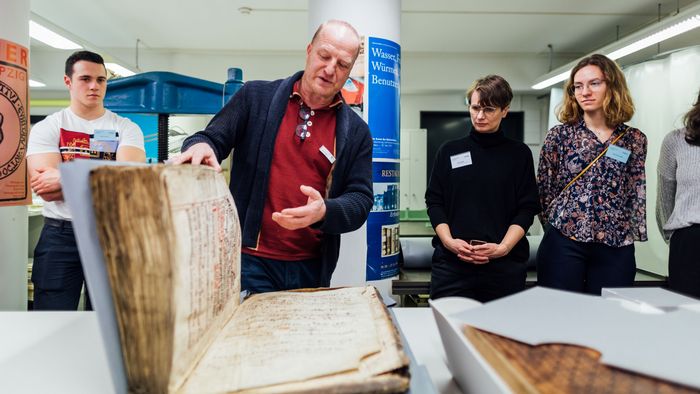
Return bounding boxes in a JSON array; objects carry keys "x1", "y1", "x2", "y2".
[{"x1": 560, "y1": 126, "x2": 630, "y2": 193}]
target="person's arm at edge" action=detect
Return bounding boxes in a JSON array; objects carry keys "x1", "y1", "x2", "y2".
[
  {"x1": 28, "y1": 153, "x2": 63, "y2": 202},
  {"x1": 116, "y1": 117, "x2": 146, "y2": 163},
  {"x1": 627, "y1": 129, "x2": 648, "y2": 242},
  {"x1": 425, "y1": 143, "x2": 449, "y2": 231},
  {"x1": 656, "y1": 132, "x2": 677, "y2": 243},
  {"x1": 537, "y1": 127, "x2": 560, "y2": 226},
  {"x1": 116, "y1": 145, "x2": 146, "y2": 162}
]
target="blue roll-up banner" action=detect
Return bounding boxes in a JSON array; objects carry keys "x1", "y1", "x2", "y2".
[
  {"x1": 367, "y1": 37, "x2": 400, "y2": 159},
  {"x1": 365, "y1": 36, "x2": 401, "y2": 281},
  {"x1": 366, "y1": 162, "x2": 400, "y2": 280}
]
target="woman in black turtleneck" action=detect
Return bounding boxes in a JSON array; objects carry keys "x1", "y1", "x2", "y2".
[{"x1": 426, "y1": 75, "x2": 540, "y2": 302}]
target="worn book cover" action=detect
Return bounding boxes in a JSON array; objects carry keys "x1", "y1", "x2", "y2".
[
  {"x1": 89, "y1": 165, "x2": 409, "y2": 393},
  {"x1": 431, "y1": 289, "x2": 700, "y2": 394}
]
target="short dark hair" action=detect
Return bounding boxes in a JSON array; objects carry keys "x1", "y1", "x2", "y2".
[
  {"x1": 65, "y1": 50, "x2": 105, "y2": 77},
  {"x1": 684, "y1": 90, "x2": 700, "y2": 146},
  {"x1": 466, "y1": 75, "x2": 513, "y2": 109}
]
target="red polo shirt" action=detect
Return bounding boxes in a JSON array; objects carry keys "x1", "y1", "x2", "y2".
[{"x1": 244, "y1": 82, "x2": 341, "y2": 260}]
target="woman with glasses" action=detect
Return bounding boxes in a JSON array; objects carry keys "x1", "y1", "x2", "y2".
[
  {"x1": 426, "y1": 75, "x2": 540, "y2": 302},
  {"x1": 537, "y1": 54, "x2": 647, "y2": 295},
  {"x1": 657, "y1": 91, "x2": 700, "y2": 299}
]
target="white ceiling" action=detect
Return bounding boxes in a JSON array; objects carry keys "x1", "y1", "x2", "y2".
[{"x1": 27, "y1": 0, "x2": 700, "y2": 93}]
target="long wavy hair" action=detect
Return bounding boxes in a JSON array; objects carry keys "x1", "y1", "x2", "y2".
[
  {"x1": 558, "y1": 54, "x2": 635, "y2": 127},
  {"x1": 684, "y1": 91, "x2": 700, "y2": 146}
]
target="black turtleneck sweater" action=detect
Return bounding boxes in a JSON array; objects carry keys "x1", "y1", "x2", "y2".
[{"x1": 425, "y1": 129, "x2": 540, "y2": 262}]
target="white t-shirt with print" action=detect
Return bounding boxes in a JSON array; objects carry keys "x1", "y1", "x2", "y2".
[{"x1": 27, "y1": 107, "x2": 144, "y2": 220}]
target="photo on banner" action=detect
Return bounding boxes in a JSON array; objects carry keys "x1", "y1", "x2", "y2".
[{"x1": 366, "y1": 162, "x2": 400, "y2": 280}]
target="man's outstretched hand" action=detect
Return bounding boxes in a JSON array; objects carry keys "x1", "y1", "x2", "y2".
[{"x1": 272, "y1": 185, "x2": 326, "y2": 230}]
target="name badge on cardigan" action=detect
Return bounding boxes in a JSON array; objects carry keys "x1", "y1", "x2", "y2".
[
  {"x1": 450, "y1": 152, "x2": 472, "y2": 169},
  {"x1": 605, "y1": 145, "x2": 631, "y2": 163},
  {"x1": 319, "y1": 145, "x2": 335, "y2": 164}
]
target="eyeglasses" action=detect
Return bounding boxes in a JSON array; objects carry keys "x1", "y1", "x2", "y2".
[
  {"x1": 572, "y1": 79, "x2": 606, "y2": 94},
  {"x1": 469, "y1": 104, "x2": 498, "y2": 116},
  {"x1": 296, "y1": 105, "x2": 314, "y2": 142}
]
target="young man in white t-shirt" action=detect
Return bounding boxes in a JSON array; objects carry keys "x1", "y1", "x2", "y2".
[{"x1": 26, "y1": 51, "x2": 145, "y2": 310}]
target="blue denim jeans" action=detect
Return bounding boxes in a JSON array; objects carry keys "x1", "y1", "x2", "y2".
[
  {"x1": 241, "y1": 253, "x2": 323, "y2": 294},
  {"x1": 31, "y1": 218, "x2": 92, "y2": 310},
  {"x1": 536, "y1": 226, "x2": 636, "y2": 295}
]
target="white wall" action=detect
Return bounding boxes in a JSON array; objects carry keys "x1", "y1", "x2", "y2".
[
  {"x1": 401, "y1": 52, "x2": 574, "y2": 93},
  {"x1": 29, "y1": 48, "x2": 573, "y2": 95},
  {"x1": 624, "y1": 46, "x2": 700, "y2": 275},
  {"x1": 399, "y1": 128, "x2": 426, "y2": 212}
]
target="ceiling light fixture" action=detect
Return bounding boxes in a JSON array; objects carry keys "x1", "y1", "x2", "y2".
[
  {"x1": 28, "y1": 79, "x2": 46, "y2": 88},
  {"x1": 532, "y1": 71, "x2": 572, "y2": 91},
  {"x1": 607, "y1": 14, "x2": 700, "y2": 60},
  {"x1": 28, "y1": 20, "x2": 82, "y2": 50},
  {"x1": 105, "y1": 63, "x2": 135, "y2": 77},
  {"x1": 532, "y1": 3, "x2": 700, "y2": 90}
]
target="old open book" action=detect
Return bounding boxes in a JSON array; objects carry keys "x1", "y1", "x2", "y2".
[
  {"x1": 88, "y1": 165, "x2": 409, "y2": 393},
  {"x1": 431, "y1": 288, "x2": 700, "y2": 394}
]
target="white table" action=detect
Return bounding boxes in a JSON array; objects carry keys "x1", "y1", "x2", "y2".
[
  {"x1": 0, "y1": 308, "x2": 460, "y2": 394},
  {"x1": 393, "y1": 308, "x2": 463, "y2": 394},
  {"x1": 0, "y1": 312, "x2": 114, "y2": 394}
]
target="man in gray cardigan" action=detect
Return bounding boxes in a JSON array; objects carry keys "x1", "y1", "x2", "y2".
[{"x1": 173, "y1": 20, "x2": 373, "y2": 293}]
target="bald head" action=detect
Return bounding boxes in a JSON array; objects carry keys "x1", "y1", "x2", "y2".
[{"x1": 310, "y1": 20, "x2": 361, "y2": 59}]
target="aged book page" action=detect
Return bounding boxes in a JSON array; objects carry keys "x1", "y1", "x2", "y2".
[
  {"x1": 92, "y1": 165, "x2": 408, "y2": 394},
  {"x1": 91, "y1": 165, "x2": 241, "y2": 393},
  {"x1": 180, "y1": 286, "x2": 409, "y2": 393},
  {"x1": 165, "y1": 167, "x2": 241, "y2": 392}
]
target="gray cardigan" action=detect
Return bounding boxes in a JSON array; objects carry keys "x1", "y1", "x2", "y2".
[{"x1": 656, "y1": 128, "x2": 700, "y2": 241}]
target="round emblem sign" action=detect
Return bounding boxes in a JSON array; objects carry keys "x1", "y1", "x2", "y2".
[{"x1": 0, "y1": 79, "x2": 27, "y2": 180}]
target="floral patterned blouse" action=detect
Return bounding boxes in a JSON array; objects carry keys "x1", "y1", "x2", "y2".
[{"x1": 538, "y1": 120, "x2": 648, "y2": 247}]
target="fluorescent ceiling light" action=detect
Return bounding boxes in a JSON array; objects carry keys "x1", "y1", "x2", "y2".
[
  {"x1": 531, "y1": 70, "x2": 571, "y2": 90},
  {"x1": 105, "y1": 63, "x2": 135, "y2": 77},
  {"x1": 29, "y1": 20, "x2": 82, "y2": 50},
  {"x1": 29, "y1": 79, "x2": 46, "y2": 88},
  {"x1": 532, "y1": 5, "x2": 700, "y2": 90},
  {"x1": 607, "y1": 14, "x2": 700, "y2": 60}
]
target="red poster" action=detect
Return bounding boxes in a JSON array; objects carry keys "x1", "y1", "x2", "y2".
[{"x1": 0, "y1": 38, "x2": 30, "y2": 206}]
